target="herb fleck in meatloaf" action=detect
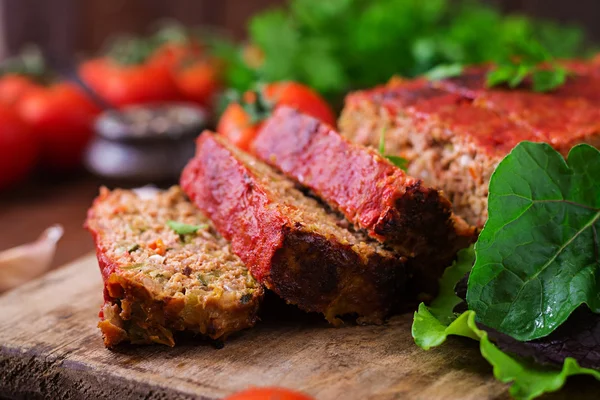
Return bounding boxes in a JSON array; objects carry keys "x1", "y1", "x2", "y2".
[
  {"x1": 339, "y1": 73, "x2": 600, "y2": 227},
  {"x1": 253, "y1": 106, "x2": 475, "y2": 260},
  {"x1": 181, "y1": 133, "x2": 407, "y2": 325},
  {"x1": 86, "y1": 186, "x2": 262, "y2": 348}
]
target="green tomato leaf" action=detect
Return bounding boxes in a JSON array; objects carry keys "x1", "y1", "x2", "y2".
[
  {"x1": 467, "y1": 142, "x2": 600, "y2": 341},
  {"x1": 412, "y1": 306, "x2": 600, "y2": 400},
  {"x1": 166, "y1": 220, "x2": 208, "y2": 235}
]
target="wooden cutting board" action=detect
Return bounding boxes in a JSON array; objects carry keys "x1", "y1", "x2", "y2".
[{"x1": 0, "y1": 255, "x2": 596, "y2": 400}]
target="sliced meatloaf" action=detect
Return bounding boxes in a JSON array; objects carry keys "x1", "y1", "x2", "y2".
[
  {"x1": 252, "y1": 107, "x2": 475, "y2": 295},
  {"x1": 86, "y1": 186, "x2": 262, "y2": 348},
  {"x1": 181, "y1": 133, "x2": 407, "y2": 325},
  {"x1": 339, "y1": 79, "x2": 539, "y2": 227}
]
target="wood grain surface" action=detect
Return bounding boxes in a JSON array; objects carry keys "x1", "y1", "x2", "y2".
[{"x1": 0, "y1": 255, "x2": 597, "y2": 400}]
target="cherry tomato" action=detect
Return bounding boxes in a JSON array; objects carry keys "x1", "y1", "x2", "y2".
[
  {"x1": 17, "y1": 82, "x2": 100, "y2": 171},
  {"x1": 0, "y1": 74, "x2": 39, "y2": 106},
  {"x1": 217, "y1": 81, "x2": 336, "y2": 151},
  {"x1": 262, "y1": 82, "x2": 336, "y2": 127},
  {"x1": 0, "y1": 105, "x2": 38, "y2": 190},
  {"x1": 172, "y1": 60, "x2": 220, "y2": 107},
  {"x1": 78, "y1": 58, "x2": 181, "y2": 108},
  {"x1": 224, "y1": 387, "x2": 314, "y2": 400},
  {"x1": 150, "y1": 42, "x2": 221, "y2": 108},
  {"x1": 217, "y1": 102, "x2": 259, "y2": 152}
]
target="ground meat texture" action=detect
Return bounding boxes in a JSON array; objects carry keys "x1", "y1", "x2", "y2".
[
  {"x1": 252, "y1": 107, "x2": 475, "y2": 296},
  {"x1": 85, "y1": 186, "x2": 263, "y2": 348},
  {"x1": 181, "y1": 133, "x2": 407, "y2": 325},
  {"x1": 340, "y1": 81, "x2": 524, "y2": 227}
]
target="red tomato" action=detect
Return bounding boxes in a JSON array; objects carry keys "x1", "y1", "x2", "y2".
[
  {"x1": 78, "y1": 58, "x2": 181, "y2": 108},
  {"x1": 0, "y1": 105, "x2": 38, "y2": 190},
  {"x1": 262, "y1": 82, "x2": 336, "y2": 127},
  {"x1": 0, "y1": 75, "x2": 39, "y2": 106},
  {"x1": 217, "y1": 81, "x2": 336, "y2": 151},
  {"x1": 173, "y1": 60, "x2": 221, "y2": 107},
  {"x1": 149, "y1": 42, "x2": 221, "y2": 107},
  {"x1": 17, "y1": 82, "x2": 100, "y2": 171},
  {"x1": 216, "y1": 102, "x2": 259, "y2": 151},
  {"x1": 224, "y1": 387, "x2": 314, "y2": 400}
]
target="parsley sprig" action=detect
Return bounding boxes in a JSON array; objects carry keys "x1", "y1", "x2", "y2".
[{"x1": 486, "y1": 39, "x2": 568, "y2": 92}]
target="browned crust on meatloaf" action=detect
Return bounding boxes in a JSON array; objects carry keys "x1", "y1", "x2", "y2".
[
  {"x1": 253, "y1": 106, "x2": 474, "y2": 259},
  {"x1": 340, "y1": 79, "x2": 535, "y2": 227},
  {"x1": 86, "y1": 186, "x2": 262, "y2": 347},
  {"x1": 181, "y1": 133, "x2": 407, "y2": 324}
]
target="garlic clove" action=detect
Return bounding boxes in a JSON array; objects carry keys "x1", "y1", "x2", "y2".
[{"x1": 0, "y1": 224, "x2": 64, "y2": 293}]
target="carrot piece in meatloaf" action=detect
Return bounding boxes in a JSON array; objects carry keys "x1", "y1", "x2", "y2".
[
  {"x1": 252, "y1": 106, "x2": 475, "y2": 261},
  {"x1": 86, "y1": 186, "x2": 262, "y2": 348},
  {"x1": 181, "y1": 133, "x2": 407, "y2": 325}
]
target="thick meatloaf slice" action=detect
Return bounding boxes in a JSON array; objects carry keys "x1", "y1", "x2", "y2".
[
  {"x1": 339, "y1": 79, "x2": 539, "y2": 227},
  {"x1": 253, "y1": 106, "x2": 474, "y2": 258},
  {"x1": 86, "y1": 186, "x2": 262, "y2": 348},
  {"x1": 181, "y1": 133, "x2": 407, "y2": 324}
]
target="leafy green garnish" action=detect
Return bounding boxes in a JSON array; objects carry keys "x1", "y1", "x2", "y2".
[
  {"x1": 413, "y1": 306, "x2": 600, "y2": 400},
  {"x1": 378, "y1": 128, "x2": 408, "y2": 171},
  {"x1": 228, "y1": 0, "x2": 586, "y2": 100},
  {"x1": 485, "y1": 39, "x2": 568, "y2": 92},
  {"x1": 427, "y1": 245, "x2": 475, "y2": 324},
  {"x1": 425, "y1": 63, "x2": 464, "y2": 81},
  {"x1": 127, "y1": 244, "x2": 140, "y2": 253},
  {"x1": 412, "y1": 242, "x2": 600, "y2": 399},
  {"x1": 467, "y1": 142, "x2": 600, "y2": 341},
  {"x1": 167, "y1": 220, "x2": 208, "y2": 235}
]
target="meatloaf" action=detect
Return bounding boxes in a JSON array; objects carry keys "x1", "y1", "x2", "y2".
[
  {"x1": 253, "y1": 106, "x2": 474, "y2": 257},
  {"x1": 181, "y1": 133, "x2": 407, "y2": 324},
  {"x1": 339, "y1": 72, "x2": 600, "y2": 227},
  {"x1": 86, "y1": 186, "x2": 263, "y2": 347}
]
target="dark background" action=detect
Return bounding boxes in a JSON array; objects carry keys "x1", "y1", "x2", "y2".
[{"x1": 2, "y1": 0, "x2": 599, "y2": 61}]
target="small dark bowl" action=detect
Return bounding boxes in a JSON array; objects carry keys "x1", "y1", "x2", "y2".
[{"x1": 85, "y1": 103, "x2": 207, "y2": 183}]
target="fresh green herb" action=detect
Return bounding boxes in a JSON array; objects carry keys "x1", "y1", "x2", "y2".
[
  {"x1": 127, "y1": 244, "x2": 140, "y2": 253},
  {"x1": 223, "y1": 0, "x2": 586, "y2": 100},
  {"x1": 485, "y1": 39, "x2": 568, "y2": 92},
  {"x1": 467, "y1": 142, "x2": 600, "y2": 341},
  {"x1": 385, "y1": 155, "x2": 409, "y2": 171},
  {"x1": 379, "y1": 128, "x2": 408, "y2": 171},
  {"x1": 412, "y1": 244, "x2": 600, "y2": 400},
  {"x1": 412, "y1": 306, "x2": 600, "y2": 400},
  {"x1": 167, "y1": 220, "x2": 208, "y2": 236},
  {"x1": 425, "y1": 63, "x2": 464, "y2": 81},
  {"x1": 425, "y1": 246, "x2": 474, "y2": 325}
]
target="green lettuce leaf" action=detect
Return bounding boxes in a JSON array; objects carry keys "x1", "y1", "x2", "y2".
[
  {"x1": 467, "y1": 142, "x2": 600, "y2": 341},
  {"x1": 412, "y1": 305, "x2": 600, "y2": 400}
]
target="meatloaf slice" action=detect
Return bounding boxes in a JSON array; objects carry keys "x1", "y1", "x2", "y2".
[
  {"x1": 181, "y1": 133, "x2": 407, "y2": 325},
  {"x1": 86, "y1": 186, "x2": 262, "y2": 348},
  {"x1": 252, "y1": 106, "x2": 475, "y2": 297},
  {"x1": 339, "y1": 79, "x2": 538, "y2": 227}
]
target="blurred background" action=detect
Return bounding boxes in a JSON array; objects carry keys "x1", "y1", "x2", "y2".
[
  {"x1": 0, "y1": 0, "x2": 598, "y2": 288},
  {"x1": 2, "y1": 0, "x2": 600, "y2": 59}
]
